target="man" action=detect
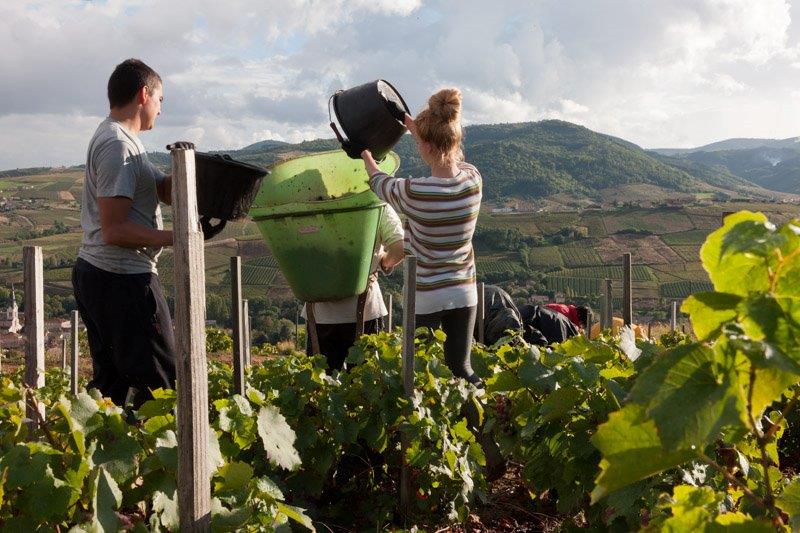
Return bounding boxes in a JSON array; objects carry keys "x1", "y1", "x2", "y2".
[
  {"x1": 72, "y1": 58, "x2": 176, "y2": 408},
  {"x1": 303, "y1": 205, "x2": 405, "y2": 370}
]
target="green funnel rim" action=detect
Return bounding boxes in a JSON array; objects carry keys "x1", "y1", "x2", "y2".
[{"x1": 269, "y1": 148, "x2": 399, "y2": 170}]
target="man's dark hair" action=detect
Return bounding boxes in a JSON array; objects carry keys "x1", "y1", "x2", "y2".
[
  {"x1": 107, "y1": 59, "x2": 162, "y2": 108},
  {"x1": 576, "y1": 305, "x2": 592, "y2": 329}
]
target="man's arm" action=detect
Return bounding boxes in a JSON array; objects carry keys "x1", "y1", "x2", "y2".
[
  {"x1": 157, "y1": 175, "x2": 172, "y2": 205},
  {"x1": 99, "y1": 196, "x2": 173, "y2": 248}
]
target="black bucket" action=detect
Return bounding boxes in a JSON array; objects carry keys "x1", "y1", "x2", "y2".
[
  {"x1": 329, "y1": 80, "x2": 410, "y2": 160},
  {"x1": 195, "y1": 153, "x2": 268, "y2": 238}
]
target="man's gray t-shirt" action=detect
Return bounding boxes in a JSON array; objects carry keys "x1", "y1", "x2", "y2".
[{"x1": 78, "y1": 118, "x2": 166, "y2": 274}]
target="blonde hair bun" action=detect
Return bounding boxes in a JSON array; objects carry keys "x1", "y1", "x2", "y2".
[{"x1": 428, "y1": 88, "x2": 461, "y2": 121}]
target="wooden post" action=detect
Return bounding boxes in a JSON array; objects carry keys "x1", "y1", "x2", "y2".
[
  {"x1": 386, "y1": 293, "x2": 393, "y2": 332},
  {"x1": 670, "y1": 300, "x2": 678, "y2": 332},
  {"x1": 622, "y1": 253, "x2": 633, "y2": 326},
  {"x1": 294, "y1": 304, "x2": 299, "y2": 349},
  {"x1": 230, "y1": 256, "x2": 245, "y2": 395},
  {"x1": 477, "y1": 282, "x2": 485, "y2": 343},
  {"x1": 242, "y1": 299, "x2": 251, "y2": 367},
  {"x1": 61, "y1": 337, "x2": 68, "y2": 372},
  {"x1": 400, "y1": 255, "x2": 417, "y2": 517},
  {"x1": 70, "y1": 311, "x2": 79, "y2": 396},
  {"x1": 307, "y1": 304, "x2": 320, "y2": 356},
  {"x1": 585, "y1": 310, "x2": 594, "y2": 339},
  {"x1": 23, "y1": 246, "x2": 44, "y2": 433},
  {"x1": 170, "y1": 145, "x2": 211, "y2": 530},
  {"x1": 604, "y1": 279, "x2": 613, "y2": 329}
]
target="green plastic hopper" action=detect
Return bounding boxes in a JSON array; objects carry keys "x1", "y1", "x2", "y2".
[{"x1": 249, "y1": 150, "x2": 400, "y2": 302}]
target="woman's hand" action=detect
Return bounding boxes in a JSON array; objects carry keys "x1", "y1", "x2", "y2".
[
  {"x1": 361, "y1": 149, "x2": 380, "y2": 176},
  {"x1": 403, "y1": 114, "x2": 419, "y2": 139}
]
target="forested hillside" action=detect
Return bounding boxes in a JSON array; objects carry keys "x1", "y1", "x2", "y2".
[{"x1": 145, "y1": 120, "x2": 764, "y2": 201}]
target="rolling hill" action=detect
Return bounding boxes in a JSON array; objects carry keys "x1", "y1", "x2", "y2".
[
  {"x1": 651, "y1": 136, "x2": 800, "y2": 195},
  {"x1": 141, "y1": 120, "x2": 769, "y2": 202}
]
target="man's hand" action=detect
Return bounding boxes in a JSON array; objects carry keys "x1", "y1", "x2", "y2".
[
  {"x1": 98, "y1": 196, "x2": 173, "y2": 248},
  {"x1": 166, "y1": 141, "x2": 195, "y2": 151}
]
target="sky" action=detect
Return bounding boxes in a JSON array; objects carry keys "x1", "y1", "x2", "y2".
[{"x1": 2, "y1": 0, "x2": 800, "y2": 169}]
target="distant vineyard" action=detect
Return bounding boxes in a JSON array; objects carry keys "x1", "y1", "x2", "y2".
[
  {"x1": 42, "y1": 180, "x2": 75, "y2": 191},
  {"x1": 659, "y1": 280, "x2": 714, "y2": 298},
  {"x1": 669, "y1": 244, "x2": 703, "y2": 262},
  {"x1": 553, "y1": 265, "x2": 653, "y2": 281},
  {"x1": 660, "y1": 229, "x2": 709, "y2": 246},
  {"x1": 18, "y1": 189, "x2": 62, "y2": 201},
  {"x1": 559, "y1": 244, "x2": 602, "y2": 267},
  {"x1": 242, "y1": 266, "x2": 279, "y2": 286},
  {"x1": 544, "y1": 276, "x2": 601, "y2": 295},
  {"x1": 476, "y1": 258, "x2": 521, "y2": 273},
  {"x1": 525, "y1": 246, "x2": 563, "y2": 267},
  {"x1": 247, "y1": 255, "x2": 279, "y2": 268},
  {"x1": 43, "y1": 267, "x2": 72, "y2": 282}
]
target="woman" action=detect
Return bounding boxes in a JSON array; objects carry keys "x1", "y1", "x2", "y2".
[{"x1": 361, "y1": 88, "x2": 482, "y2": 384}]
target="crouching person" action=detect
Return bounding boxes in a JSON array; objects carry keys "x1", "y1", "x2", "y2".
[{"x1": 72, "y1": 59, "x2": 176, "y2": 408}]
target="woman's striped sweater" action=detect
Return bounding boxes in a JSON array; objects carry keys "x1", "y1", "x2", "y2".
[{"x1": 369, "y1": 162, "x2": 482, "y2": 314}]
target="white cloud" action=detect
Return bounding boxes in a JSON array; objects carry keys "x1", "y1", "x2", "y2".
[{"x1": 0, "y1": 0, "x2": 799, "y2": 167}]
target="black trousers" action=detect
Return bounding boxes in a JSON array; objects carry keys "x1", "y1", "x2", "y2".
[
  {"x1": 416, "y1": 305, "x2": 479, "y2": 384},
  {"x1": 72, "y1": 258, "x2": 177, "y2": 408},
  {"x1": 306, "y1": 318, "x2": 383, "y2": 371}
]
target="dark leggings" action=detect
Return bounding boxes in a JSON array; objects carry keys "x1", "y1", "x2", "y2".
[{"x1": 416, "y1": 305, "x2": 479, "y2": 384}]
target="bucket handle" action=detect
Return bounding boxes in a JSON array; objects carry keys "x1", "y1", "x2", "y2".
[
  {"x1": 328, "y1": 92, "x2": 347, "y2": 145},
  {"x1": 328, "y1": 91, "x2": 363, "y2": 159},
  {"x1": 200, "y1": 216, "x2": 227, "y2": 240}
]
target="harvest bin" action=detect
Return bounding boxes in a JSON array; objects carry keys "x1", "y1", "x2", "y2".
[{"x1": 249, "y1": 150, "x2": 400, "y2": 302}]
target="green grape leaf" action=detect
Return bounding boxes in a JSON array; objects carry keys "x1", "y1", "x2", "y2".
[
  {"x1": 154, "y1": 430, "x2": 178, "y2": 472},
  {"x1": 92, "y1": 431, "x2": 141, "y2": 484},
  {"x1": 538, "y1": 386, "x2": 583, "y2": 423},
  {"x1": 214, "y1": 461, "x2": 253, "y2": 493},
  {"x1": 721, "y1": 219, "x2": 786, "y2": 258},
  {"x1": 257, "y1": 405, "x2": 301, "y2": 470},
  {"x1": 660, "y1": 507, "x2": 711, "y2": 532},
  {"x1": 701, "y1": 211, "x2": 771, "y2": 296},
  {"x1": 776, "y1": 477, "x2": 800, "y2": 532},
  {"x1": 670, "y1": 484, "x2": 721, "y2": 514},
  {"x1": 210, "y1": 497, "x2": 250, "y2": 531},
  {"x1": 91, "y1": 466, "x2": 122, "y2": 533},
  {"x1": 682, "y1": 292, "x2": 742, "y2": 340},
  {"x1": 485, "y1": 369, "x2": 523, "y2": 393},
  {"x1": 151, "y1": 490, "x2": 180, "y2": 531},
  {"x1": 737, "y1": 295, "x2": 800, "y2": 369},
  {"x1": 707, "y1": 513, "x2": 775, "y2": 532},
  {"x1": 276, "y1": 502, "x2": 316, "y2": 531},
  {"x1": 69, "y1": 391, "x2": 102, "y2": 432},
  {"x1": 207, "y1": 427, "x2": 225, "y2": 474},
  {"x1": 591, "y1": 404, "x2": 695, "y2": 502},
  {"x1": 518, "y1": 358, "x2": 557, "y2": 394},
  {"x1": 628, "y1": 343, "x2": 747, "y2": 451},
  {"x1": 256, "y1": 476, "x2": 285, "y2": 500}
]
